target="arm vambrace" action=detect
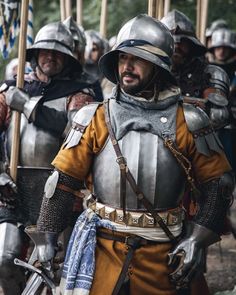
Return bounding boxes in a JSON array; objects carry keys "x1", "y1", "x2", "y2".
[{"x1": 194, "y1": 172, "x2": 235, "y2": 234}]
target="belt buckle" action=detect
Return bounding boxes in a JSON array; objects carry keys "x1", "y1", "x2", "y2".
[{"x1": 125, "y1": 235, "x2": 131, "y2": 246}]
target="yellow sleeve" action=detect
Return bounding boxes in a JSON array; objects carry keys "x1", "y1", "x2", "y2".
[
  {"x1": 52, "y1": 105, "x2": 108, "y2": 180},
  {"x1": 176, "y1": 106, "x2": 231, "y2": 183}
]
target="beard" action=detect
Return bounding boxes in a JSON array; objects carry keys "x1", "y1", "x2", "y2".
[
  {"x1": 119, "y1": 71, "x2": 154, "y2": 96},
  {"x1": 171, "y1": 48, "x2": 190, "y2": 71}
]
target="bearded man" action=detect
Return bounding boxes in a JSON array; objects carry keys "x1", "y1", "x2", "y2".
[{"x1": 36, "y1": 15, "x2": 234, "y2": 295}]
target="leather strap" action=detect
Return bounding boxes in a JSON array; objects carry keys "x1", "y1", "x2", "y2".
[
  {"x1": 98, "y1": 230, "x2": 144, "y2": 295},
  {"x1": 104, "y1": 99, "x2": 175, "y2": 241},
  {"x1": 57, "y1": 183, "x2": 84, "y2": 198}
]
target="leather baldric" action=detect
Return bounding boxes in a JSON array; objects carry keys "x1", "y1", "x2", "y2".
[{"x1": 104, "y1": 99, "x2": 175, "y2": 241}]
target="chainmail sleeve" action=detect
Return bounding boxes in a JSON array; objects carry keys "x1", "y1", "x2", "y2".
[
  {"x1": 37, "y1": 171, "x2": 84, "y2": 233},
  {"x1": 194, "y1": 172, "x2": 235, "y2": 234}
]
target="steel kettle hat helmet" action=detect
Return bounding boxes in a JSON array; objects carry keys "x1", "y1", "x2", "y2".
[
  {"x1": 206, "y1": 19, "x2": 228, "y2": 38},
  {"x1": 26, "y1": 21, "x2": 82, "y2": 73},
  {"x1": 63, "y1": 16, "x2": 86, "y2": 54},
  {"x1": 208, "y1": 29, "x2": 236, "y2": 52},
  {"x1": 161, "y1": 9, "x2": 206, "y2": 56},
  {"x1": 99, "y1": 14, "x2": 176, "y2": 84}
]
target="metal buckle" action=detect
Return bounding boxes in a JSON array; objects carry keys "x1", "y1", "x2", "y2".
[
  {"x1": 124, "y1": 235, "x2": 131, "y2": 246},
  {"x1": 116, "y1": 156, "x2": 127, "y2": 170}
]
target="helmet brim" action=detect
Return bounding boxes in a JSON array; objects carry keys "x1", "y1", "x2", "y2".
[
  {"x1": 173, "y1": 35, "x2": 207, "y2": 56},
  {"x1": 26, "y1": 41, "x2": 82, "y2": 73},
  {"x1": 99, "y1": 47, "x2": 176, "y2": 85}
]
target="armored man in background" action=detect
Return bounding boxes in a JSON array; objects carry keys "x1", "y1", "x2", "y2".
[
  {"x1": 37, "y1": 15, "x2": 234, "y2": 295},
  {"x1": 0, "y1": 21, "x2": 94, "y2": 293}
]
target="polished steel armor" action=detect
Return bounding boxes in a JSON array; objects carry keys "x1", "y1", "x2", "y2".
[
  {"x1": 99, "y1": 14, "x2": 175, "y2": 84},
  {"x1": 0, "y1": 223, "x2": 24, "y2": 293},
  {"x1": 161, "y1": 9, "x2": 206, "y2": 56},
  {"x1": 205, "y1": 64, "x2": 230, "y2": 96},
  {"x1": 63, "y1": 16, "x2": 86, "y2": 54},
  {"x1": 92, "y1": 130, "x2": 186, "y2": 210},
  {"x1": 6, "y1": 96, "x2": 66, "y2": 168},
  {"x1": 209, "y1": 28, "x2": 236, "y2": 51}
]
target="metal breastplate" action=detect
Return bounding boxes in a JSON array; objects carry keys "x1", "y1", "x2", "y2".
[
  {"x1": 93, "y1": 131, "x2": 185, "y2": 210},
  {"x1": 6, "y1": 96, "x2": 66, "y2": 168},
  {"x1": 92, "y1": 95, "x2": 186, "y2": 211}
]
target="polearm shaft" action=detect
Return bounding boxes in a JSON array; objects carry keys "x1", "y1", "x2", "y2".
[
  {"x1": 77, "y1": 0, "x2": 83, "y2": 26},
  {"x1": 65, "y1": 0, "x2": 72, "y2": 18},
  {"x1": 196, "y1": 0, "x2": 201, "y2": 40},
  {"x1": 60, "y1": 0, "x2": 66, "y2": 21},
  {"x1": 100, "y1": 0, "x2": 108, "y2": 38},
  {"x1": 148, "y1": 0, "x2": 157, "y2": 17},
  {"x1": 164, "y1": 0, "x2": 170, "y2": 16},
  {"x1": 200, "y1": 0, "x2": 209, "y2": 45},
  {"x1": 10, "y1": 0, "x2": 29, "y2": 181},
  {"x1": 156, "y1": 0, "x2": 164, "y2": 20}
]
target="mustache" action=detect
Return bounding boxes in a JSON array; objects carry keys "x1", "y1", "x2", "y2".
[{"x1": 120, "y1": 71, "x2": 139, "y2": 80}]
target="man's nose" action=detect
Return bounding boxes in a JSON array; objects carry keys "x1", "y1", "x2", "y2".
[
  {"x1": 45, "y1": 51, "x2": 54, "y2": 59},
  {"x1": 123, "y1": 58, "x2": 134, "y2": 71}
]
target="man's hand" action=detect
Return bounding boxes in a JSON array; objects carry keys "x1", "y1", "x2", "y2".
[
  {"x1": 5, "y1": 86, "x2": 29, "y2": 113},
  {"x1": 168, "y1": 237, "x2": 204, "y2": 289},
  {"x1": 168, "y1": 222, "x2": 220, "y2": 289}
]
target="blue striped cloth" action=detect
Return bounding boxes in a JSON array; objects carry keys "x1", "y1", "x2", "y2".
[{"x1": 60, "y1": 209, "x2": 115, "y2": 295}]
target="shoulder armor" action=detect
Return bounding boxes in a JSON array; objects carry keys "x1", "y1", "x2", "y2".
[
  {"x1": 0, "y1": 82, "x2": 9, "y2": 93},
  {"x1": 183, "y1": 103, "x2": 223, "y2": 156},
  {"x1": 204, "y1": 64, "x2": 230, "y2": 96},
  {"x1": 64, "y1": 102, "x2": 101, "y2": 149}
]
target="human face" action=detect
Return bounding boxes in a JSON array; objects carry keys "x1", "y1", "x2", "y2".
[
  {"x1": 38, "y1": 49, "x2": 66, "y2": 76},
  {"x1": 90, "y1": 43, "x2": 102, "y2": 63},
  {"x1": 214, "y1": 46, "x2": 234, "y2": 62},
  {"x1": 118, "y1": 52, "x2": 155, "y2": 95},
  {"x1": 172, "y1": 39, "x2": 191, "y2": 68}
]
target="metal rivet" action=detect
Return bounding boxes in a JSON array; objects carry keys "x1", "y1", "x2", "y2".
[{"x1": 160, "y1": 117, "x2": 168, "y2": 123}]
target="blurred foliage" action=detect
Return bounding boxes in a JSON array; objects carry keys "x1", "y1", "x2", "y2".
[{"x1": 1, "y1": 0, "x2": 236, "y2": 80}]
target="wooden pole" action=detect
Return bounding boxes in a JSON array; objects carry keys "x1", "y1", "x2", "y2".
[
  {"x1": 196, "y1": 0, "x2": 201, "y2": 39},
  {"x1": 65, "y1": 0, "x2": 72, "y2": 18},
  {"x1": 100, "y1": 0, "x2": 108, "y2": 38},
  {"x1": 200, "y1": 0, "x2": 209, "y2": 45},
  {"x1": 148, "y1": 0, "x2": 157, "y2": 17},
  {"x1": 60, "y1": 0, "x2": 66, "y2": 21},
  {"x1": 10, "y1": 0, "x2": 29, "y2": 181},
  {"x1": 76, "y1": 0, "x2": 83, "y2": 26},
  {"x1": 157, "y1": 0, "x2": 164, "y2": 20},
  {"x1": 164, "y1": 0, "x2": 171, "y2": 16}
]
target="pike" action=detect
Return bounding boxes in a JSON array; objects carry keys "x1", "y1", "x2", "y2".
[{"x1": 9, "y1": 0, "x2": 29, "y2": 181}]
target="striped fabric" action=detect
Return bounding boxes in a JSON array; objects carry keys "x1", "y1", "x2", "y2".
[
  {"x1": 0, "y1": 0, "x2": 20, "y2": 59},
  {"x1": 27, "y1": 0, "x2": 33, "y2": 48}
]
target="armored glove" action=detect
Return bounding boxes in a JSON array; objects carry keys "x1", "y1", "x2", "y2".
[
  {"x1": 5, "y1": 86, "x2": 30, "y2": 113},
  {"x1": 168, "y1": 222, "x2": 220, "y2": 289},
  {"x1": 34, "y1": 231, "x2": 58, "y2": 264},
  {"x1": 0, "y1": 172, "x2": 17, "y2": 207},
  {"x1": 5, "y1": 86, "x2": 41, "y2": 121}
]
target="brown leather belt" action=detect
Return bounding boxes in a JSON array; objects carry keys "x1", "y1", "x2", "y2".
[{"x1": 97, "y1": 228, "x2": 156, "y2": 246}]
